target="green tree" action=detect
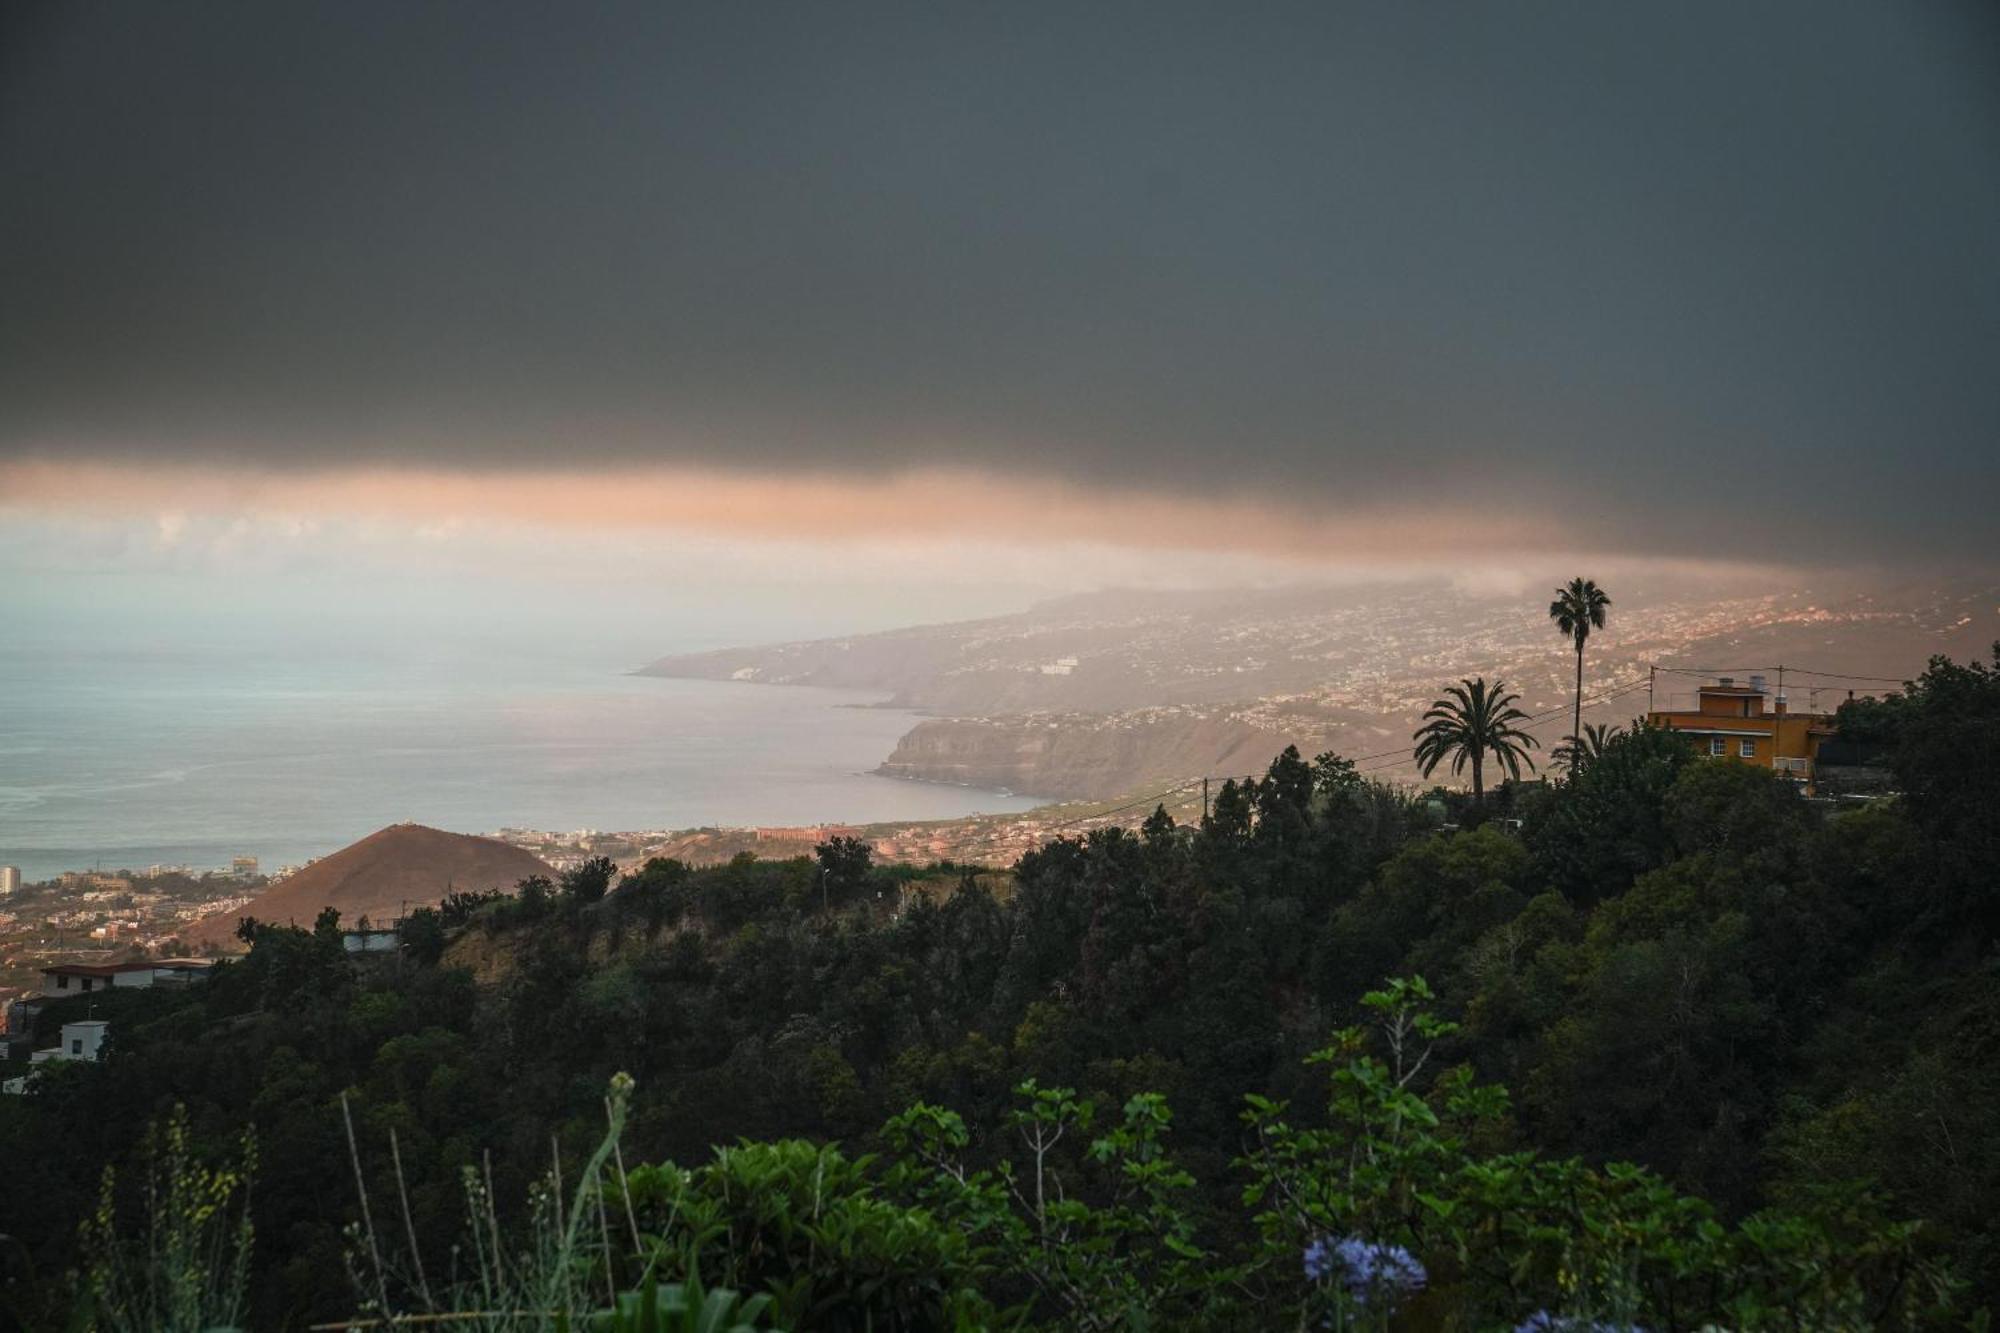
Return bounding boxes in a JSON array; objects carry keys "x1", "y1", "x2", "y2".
[
  {"x1": 1310, "y1": 749, "x2": 1362, "y2": 798},
  {"x1": 1835, "y1": 643, "x2": 2000, "y2": 941},
  {"x1": 1552, "y1": 721, "x2": 1618, "y2": 773},
  {"x1": 1412, "y1": 677, "x2": 1538, "y2": 808},
  {"x1": 400, "y1": 905, "x2": 446, "y2": 965},
  {"x1": 1549, "y1": 576, "x2": 1612, "y2": 764},
  {"x1": 1523, "y1": 719, "x2": 1694, "y2": 903},
  {"x1": 313, "y1": 904, "x2": 344, "y2": 943},
  {"x1": 1321, "y1": 825, "x2": 1528, "y2": 1005},
  {"x1": 813, "y1": 835, "x2": 874, "y2": 910},
  {"x1": 514, "y1": 874, "x2": 553, "y2": 923},
  {"x1": 563, "y1": 855, "x2": 617, "y2": 905}
]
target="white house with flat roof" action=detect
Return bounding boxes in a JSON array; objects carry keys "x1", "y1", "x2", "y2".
[{"x1": 3, "y1": 1019, "x2": 109, "y2": 1094}]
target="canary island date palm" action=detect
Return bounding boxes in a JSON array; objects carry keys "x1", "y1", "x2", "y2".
[
  {"x1": 1553, "y1": 721, "x2": 1618, "y2": 774},
  {"x1": 1549, "y1": 577, "x2": 1611, "y2": 760},
  {"x1": 1413, "y1": 677, "x2": 1539, "y2": 806}
]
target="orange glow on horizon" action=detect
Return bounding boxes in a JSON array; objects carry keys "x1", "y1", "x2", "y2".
[{"x1": 0, "y1": 457, "x2": 1558, "y2": 565}]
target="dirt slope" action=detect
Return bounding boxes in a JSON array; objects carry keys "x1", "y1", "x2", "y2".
[{"x1": 184, "y1": 824, "x2": 551, "y2": 949}]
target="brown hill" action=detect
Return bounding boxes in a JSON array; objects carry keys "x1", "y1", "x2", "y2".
[{"x1": 184, "y1": 824, "x2": 552, "y2": 950}]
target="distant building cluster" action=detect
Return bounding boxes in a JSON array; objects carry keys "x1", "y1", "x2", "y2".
[
  {"x1": 2, "y1": 959, "x2": 216, "y2": 1081},
  {"x1": 3, "y1": 958, "x2": 220, "y2": 1093},
  {"x1": 753, "y1": 825, "x2": 858, "y2": 843},
  {"x1": 56, "y1": 871, "x2": 133, "y2": 893},
  {"x1": 0, "y1": 862, "x2": 264, "y2": 1030}
]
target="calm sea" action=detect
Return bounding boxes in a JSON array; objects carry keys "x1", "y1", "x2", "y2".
[{"x1": 0, "y1": 643, "x2": 1035, "y2": 883}]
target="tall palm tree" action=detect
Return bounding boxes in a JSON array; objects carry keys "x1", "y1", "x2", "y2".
[
  {"x1": 1413, "y1": 677, "x2": 1539, "y2": 806},
  {"x1": 1549, "y1": 577, "x2": 1611, "y2": 757}
]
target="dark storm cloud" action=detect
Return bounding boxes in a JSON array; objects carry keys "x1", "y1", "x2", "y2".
[{"x1": 2, "y1": 1, "x2": 1996, "y2": 561}]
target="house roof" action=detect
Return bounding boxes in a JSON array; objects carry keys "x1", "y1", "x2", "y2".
[{"x1": 44, "y1": 961, "x2": 165, "y2": 977}]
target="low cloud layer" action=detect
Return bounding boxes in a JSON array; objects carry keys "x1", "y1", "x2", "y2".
[
  {"x1": 1, "y1": 458, "x2": 1563, "y2": 567},
  {"x1": 3, "y1": 2, "x2": 1996, "y2": 565}
]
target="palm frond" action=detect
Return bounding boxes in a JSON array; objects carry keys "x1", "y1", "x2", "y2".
[
  {"x1": 1549, "y1": 577, "x2": 1611, "y2": 648},
  {"x1": 1408, "y1": 676, "x2": 1538, "y2": 790}
]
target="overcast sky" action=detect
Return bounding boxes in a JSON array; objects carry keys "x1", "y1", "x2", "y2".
[{"x1": 3, "y1": 0, "x2": 1996, "y2": 574}]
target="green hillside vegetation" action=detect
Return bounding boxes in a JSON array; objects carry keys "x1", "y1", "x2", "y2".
[{"x1": 3, "y1": 647, "x2": 1996, "y2": 1331}]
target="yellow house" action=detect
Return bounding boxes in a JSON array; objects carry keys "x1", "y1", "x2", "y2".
[{"x1": 1646, "y1": 676, "x2": 1835, "y2": 791}]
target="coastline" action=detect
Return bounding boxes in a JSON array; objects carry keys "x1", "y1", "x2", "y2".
[{"x1": 0, "y1": 670, "x2": 1037, "y2": 885}]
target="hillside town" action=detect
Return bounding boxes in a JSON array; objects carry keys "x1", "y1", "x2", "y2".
[{"x1": 0, "y1": 862, "x2": 262, "y2": 993}]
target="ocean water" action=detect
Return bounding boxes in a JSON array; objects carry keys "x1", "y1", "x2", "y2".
[{"x1": 0, "y1": 643, "x2": 1035, "y2": 883}]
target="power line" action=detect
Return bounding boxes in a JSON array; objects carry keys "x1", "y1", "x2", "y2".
[
  {"x1": 917, "y1": 653, "x2": 1898, "y2": 859},
  {"x1": 1789, "y1": 669, "x2": 1911, "y2": 685},
  {"x1": 904, "y1": 642, "x2": 1918, "y2": 863},
  {"x1": 926, "y1": 675, "x2": 1661, "y2": 854},
  {"x1": 919, "y1": 774, "x2": 1216, "y2": 860},
  {"x1": 1045, "y1": 780, "x2": 1206, "y2": 831},
  {"x1": 1356, "y1": 676, "x2": 1652, "y2": 776},
  {"x1": 924, "y1": 753, "x2": 1340, "y2": 860},
  {"x1": 1651, "y1": 663, "x2": 1908, "y2": 686},
  {"x1": 1341, "y1": 669, "x2": 1653, "y2": 772},
  {"x1": 931, "y1": 677, "x2": 1658, "y2": 843}
]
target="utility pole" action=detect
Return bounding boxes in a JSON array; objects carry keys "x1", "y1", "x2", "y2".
[
  {"x1": 1648, "y1": 665, "x2": 1656, "y2": 715},
  {"x1": 1784, "y1": 660, "x2": 1800, "y2": 784},
  {"x1": 1201, "y1": 777, "x2": 1210, "y2": 822}
]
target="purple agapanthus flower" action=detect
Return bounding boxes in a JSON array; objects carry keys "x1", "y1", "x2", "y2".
[
  {"x1": 1303, "y1": 1234, "x2": 1427, "y2": 1308},
  {"x1": 1515, "y1": 1313, "x2": 1647, "y2": 1333},
  {"x1": 1303, "y1": 1237, "x2": 1337, "y2": 1283}
]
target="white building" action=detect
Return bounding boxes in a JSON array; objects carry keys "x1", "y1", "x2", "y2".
[
  {"x1": 0, "y1": 865, "x2": 19, "y2": 895},
  {"x1": 45, "y1": 1019, "x2": 107, "y2": 1061},
  {"x1": 41, "y1": 962, "x2": 148, "y2": 996},
  {"x1": 342, "y1": 927, "x2": 401, "y2": 954},
  {"x1": 40, "y1": 959, "x2": 214, "y2": 996},
  {"x1": 3, "y1": 1020, "x2": 108, "y2": 1094}
]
